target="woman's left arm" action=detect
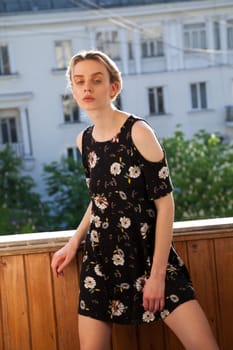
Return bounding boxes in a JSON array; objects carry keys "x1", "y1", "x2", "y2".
[
  {"x1": 132, "y1": 120, "x2": 174, "y2": 313},
  {"x1": 143, "y1": 193, "x2": 174, "y2": 313}
]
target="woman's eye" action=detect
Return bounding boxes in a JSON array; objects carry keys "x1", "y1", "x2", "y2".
[{"x1": 76, "y1": 80, "x2": 84, "y2": 84}]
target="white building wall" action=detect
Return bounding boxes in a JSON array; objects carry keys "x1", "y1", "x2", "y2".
[{"x1": 0, "y1": 0, "x2": 233, "y2": 196}]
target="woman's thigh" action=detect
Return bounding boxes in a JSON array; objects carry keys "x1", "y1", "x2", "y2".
[
  {"x1": 78, "y1": 315, "x2": 112, "y2": 350},
  {"x1": 163, "y1": 300, "x2": 219, "y2": 350}
]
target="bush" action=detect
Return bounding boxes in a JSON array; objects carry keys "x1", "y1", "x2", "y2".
[
  {"x1": 162, "y1": 128, "x2": 233, "y2": 221},
  {"x1": 0, "y1": 145, "x2": 49, "y2": 234}
]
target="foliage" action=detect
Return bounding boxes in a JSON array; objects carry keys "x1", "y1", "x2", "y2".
[
  {"x1": 0, "y1": 145, "x2": 49, "y2": 235},
  {"x1": 1, "y1": 128, "x2": 233, "y2": 235},
  {"x1": 162, "y1": 128, "x2": 233, "y2": 221},
  {"x1": 43, "y1": 157, "x2": 89, "y2": 230}
]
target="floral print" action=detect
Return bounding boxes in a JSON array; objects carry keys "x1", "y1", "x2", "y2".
[
  {"x1": 112, "y1": 248, "x2": 125, "y2": 266},
  {"x1": 110, "y1": 162, "x2": 122, "y2": 176},
  {"x1": 78, "y1": 115, "x2": 195, "y2": 324}
]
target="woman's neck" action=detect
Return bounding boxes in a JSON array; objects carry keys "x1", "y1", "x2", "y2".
[{"x1": 90, "y1": 109, "x2": 129, "y2": 142}]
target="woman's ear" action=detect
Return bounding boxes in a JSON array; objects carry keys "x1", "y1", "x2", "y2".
[{"x1": 110, "y1": 82, "x2": 119, "y2": 100}]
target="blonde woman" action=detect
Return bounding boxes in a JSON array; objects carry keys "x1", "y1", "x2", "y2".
[{"x1": 51, "y1": 50, "x2": 219, "y2": 350}]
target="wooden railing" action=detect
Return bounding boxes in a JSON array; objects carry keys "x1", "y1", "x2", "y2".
[{"x1": 0, "y1": 217, "x2": 233, "y2": 350}]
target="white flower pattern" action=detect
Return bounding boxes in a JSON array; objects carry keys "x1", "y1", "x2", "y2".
[
  {"x1": 158, "y1": 166, "x2": 169, "y2": 179},
  {"x1": 142, "y1": 311, "x2": 155, "y2": 323},
  {"x1": 119, "y1": 216, "x2": 131, "y2": 229},
  {"x1": 110, "y1": 162, "x2": 122, "y2": 176}
]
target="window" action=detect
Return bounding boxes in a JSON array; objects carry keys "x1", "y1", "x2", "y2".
[
  {"x1": 96, "y1": 31, "x2": 120, "y2": 60},
  {"x1": 148, "y1": 87, "x2": 165, "y2": 115},
  {"x1": 128, "y1": 42, "x2": 134, "y2": 60},
  {"x1": 227, "y1": 20, "x2": 233, "y2": 49},
  {"x1": 62, "y1": 95, "x2": 80, "y2": 123},
  {"x1": 183, "y1": 23, "x2": 207, "y2": 51},
  {"x1": 0, "y1": 117, "x2": 18, "y2": 144},
  {"x1": 190, "y1": 82, "x2": 207, "y2": 110},
  {"x1": 141, "y1": 38, "x2": 164, "y2": 58},
  {"x1": 67, "y1": 147, "x2": 82, "y2": 162},
  {"x1": 0, "y1": 45, "x2": 10, "y2": 75},
  {"x1": 55, "y1": 40, "x2": 72, "y2": 69},
  {"x1": 214, "y1": 22, "x2": 221, "y2": 50}
]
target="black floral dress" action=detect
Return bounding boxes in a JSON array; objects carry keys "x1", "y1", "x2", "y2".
[{"x1": 78, "y1": 115, "x2": 195, "y2": 324}]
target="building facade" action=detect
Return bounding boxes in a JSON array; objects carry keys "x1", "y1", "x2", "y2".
[{"x1": 0, "y1": 0, "x2": 233, "y2": 195}]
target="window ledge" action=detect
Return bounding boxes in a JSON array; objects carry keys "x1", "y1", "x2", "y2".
[
  {"x1": 188, "y1": 108, "x2": 214, "y2": 114},
  {"x1": 23, "y1": 157, "x2": 36, "y2": 171},
  {"x1": 146, "y1": 113, "x2": 172, "y2": 118},
  {"x1": 0, "y1": 72, "x2": 20, "y2": 80},
  {"x1": 225, "y1": 121, "x2": 233, "y2": 127},
  {"x1": 51, "y1": 68, "x2": 67, "y2": 75},
  {"x1": 59, "y1": 122, "x2": 81, "y2": 127}
]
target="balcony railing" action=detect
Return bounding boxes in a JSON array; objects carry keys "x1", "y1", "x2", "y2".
[{"x1": 0, "y1": 217, "x2": 233, "y2": 350}]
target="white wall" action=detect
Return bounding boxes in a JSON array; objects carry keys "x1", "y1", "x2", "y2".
[{"x1": 0, "y1": 0, "x2": 233, "y2": 196}]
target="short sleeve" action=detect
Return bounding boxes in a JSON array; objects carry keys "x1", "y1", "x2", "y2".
[{"x1": 137, "y1": 151, "x2": 173, "y2": 201}]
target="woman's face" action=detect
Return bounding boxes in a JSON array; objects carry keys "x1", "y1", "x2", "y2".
[{"x1": 71, "y1": 59, "x2": 118, "y2": 112}]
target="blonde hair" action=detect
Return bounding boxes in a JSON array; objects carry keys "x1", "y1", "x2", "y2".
[{"x1": 66, "y1": 50, "x2": 122, "y2": 100}]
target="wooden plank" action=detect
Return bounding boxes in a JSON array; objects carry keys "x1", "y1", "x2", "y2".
[
  {"x1": 0, "y1": 255, "x2": 30, "y2": 350},
  {"x1": 187, "y1": 239, "x2": 219, "y2": 340},
  {"x1": 164, "y1": 324, "x2": 185, "y2": 350},
  {"x1": 112, "y1": 325, "x2": 138, "y2": 350},
  {"x1": 163, "y1": 241, "x2": 187, "y2": 349},
  {"x1": 137, "y1": 322, "x2": 166, "y2": 349},
  {"x1": 0, "y1": 257, "x2": 5, "y2": 350},
  {"x1": 25, "y1": 253, "x2": 57, "y2": 350},
  {"x1": 214, "y1": 237, "x2": 233, "y2": 350},
  {"x1": 51, "y1": 251, "x2": 80, "y2": 350},
  {"x1": 172, "y1": 241, "x2": 189, "y2": 268}
]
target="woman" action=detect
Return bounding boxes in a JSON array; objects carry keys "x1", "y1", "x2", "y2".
[{"x1": 51, "y1": 50, "x2": 219, "y2": 350}]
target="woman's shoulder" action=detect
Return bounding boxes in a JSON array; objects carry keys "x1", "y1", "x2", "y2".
[
  {"x1": 76, "y1": 125, "x2": 93, "y2": 153},
  {"x1": 131, "y1": 116, "x2": 164, "y2": 162}
]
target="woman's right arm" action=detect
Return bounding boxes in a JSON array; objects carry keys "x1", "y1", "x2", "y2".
[
  {"x1": 51, "y1": 201, "x2": 92, "y2": 277},
  {"x1": 51, "y1": 129, "x2": 90, "y2": 276}
]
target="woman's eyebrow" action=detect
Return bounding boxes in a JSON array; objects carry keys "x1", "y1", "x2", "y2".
[{"x1": 73, "y1": 72, "x2": 104, "y2": 78}]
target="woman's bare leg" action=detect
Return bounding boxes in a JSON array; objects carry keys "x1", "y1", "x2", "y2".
[
  {"x1": 164, "y1": 300, "x2": 220, "y2": 350},
  {"x1": 78, "y1": 315, "x2": 112, "y2": 350}
]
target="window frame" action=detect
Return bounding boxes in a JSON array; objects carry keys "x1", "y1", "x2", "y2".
[
  {"x1": 96, "y1": 30, "x2": 120, "y2": 60},
  {"x1": 0, "y1": 45, "x2": 10, "y2": 75},
  {"x1": 62, "y1": 94, "x2": 80, "y2": 123},
  {"x1": 55, "y1": 40, "x2": 72, "y2": 70},
  {"x1": 183, "y1": 23, "x2": 207, "y2": 52},
  {"x1": 227, "y1": 19, "x2": 233, "y2": 49},
  {"x1": 190, "y1": 82, "x2": 208, "y2": 110},
  {"x1": 0, "y1": 116, "x2": 18, "y2": 144},
  {"x1": 148, "y1": 86, "x2": 165, "y2": 115}
]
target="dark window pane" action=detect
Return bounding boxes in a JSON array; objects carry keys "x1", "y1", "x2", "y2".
[
  {"x1": 67, "y1": 147, "x2": 74, "y2": 159},
  {"x1": 191, "y1": 84, "x2": 198, "y2": 109},
  {"x1": 0, "y1": 46, "x2": 10, "y2": 75},
  {"x1": 200, "y1": 82, "x2": 207, "y2": 109},
  {"x1": 157, "y1": 87, "x2": 164, "y2": 114},
  {"x1": 1, "y1": 119, "x2": 9, "y2": 143},
  {"x1": 9, "y1": 118, "x2": 17, "y2": 142},
  {"x1": 62, "y1": 95, "x2": 71, "y2": 122},
  {"x1": 148, "y1": 88, "x2": 155, "y2": 114}
]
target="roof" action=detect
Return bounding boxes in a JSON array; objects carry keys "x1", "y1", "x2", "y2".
[{"x1": 0, "y1": 0, "x2": 201, "y2": 14}]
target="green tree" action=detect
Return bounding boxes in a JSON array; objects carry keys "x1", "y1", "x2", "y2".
[
  {"x1": 43, "y1": 157, "x2": 89, "y2": 230},
  {"x1": 0, "y1": 145, "x2": 49, "y2": 235},
  {"x1": 162, "y1": 128, "x2": 233, "y2": 221}
]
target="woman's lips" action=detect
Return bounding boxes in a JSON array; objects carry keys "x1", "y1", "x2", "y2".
[{"x1": 83, "y1": 96, "x2": 95, "y2": 102}]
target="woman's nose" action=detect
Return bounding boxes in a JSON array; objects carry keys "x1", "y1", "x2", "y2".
[{"x1": 84, "y1": 82, "x2": 92, "y2": 92}]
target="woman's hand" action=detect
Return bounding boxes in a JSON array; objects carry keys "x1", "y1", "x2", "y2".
[
  {"x1": 51, "y1": 240, "x2": 78, "y2": 277},
  {"x1": 143, "y1": 275, "x2": 165, "y2": 313}
]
